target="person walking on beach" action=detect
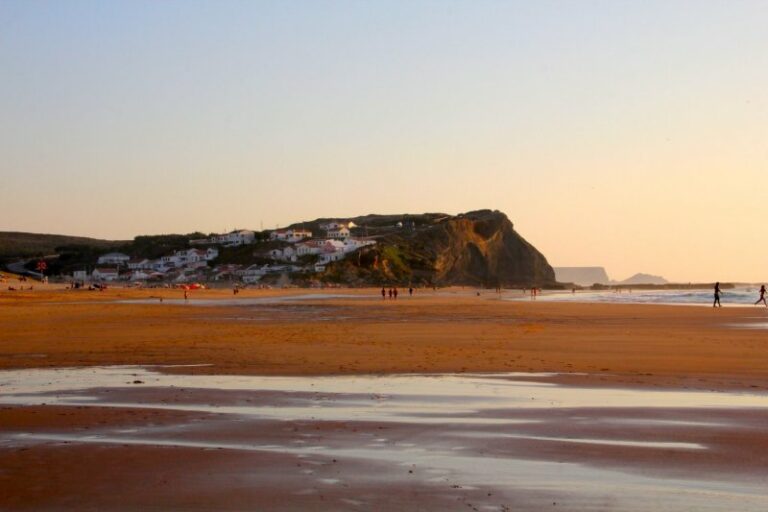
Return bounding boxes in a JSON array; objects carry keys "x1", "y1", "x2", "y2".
[
  {"x1": 381, "y1": 287, "x2": 386, "y2": 300},
  {"x1": 388, "y1": 288, "x2": 393, "y2": 299},
  {"x1": 393, "y1": 287, "x2": 398, "y2": 299},
  {"x1": 409, "y1": 287, "x2": 413, "y2": 297},
  {"x1": 713, "y1": 282, "x2": 722, "y2": 308},
  {"x1": 755, "y1": 285, "x2": 767, "y2": 306}
]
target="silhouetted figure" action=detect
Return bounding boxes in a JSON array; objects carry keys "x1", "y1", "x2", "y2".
[
  {"x1": 713, "y1": 282, "x2": 722, "y2": 308},
  {"x1": 381, "y1": 287, "x2": 386, "y2": 299},
  {"x1": 388, "y1": 288, "x2": 393, "y2": 299},
  {"x1": 755, "y1": 285, "x2": 767, "y2": 307},
  {"x1": 184, "y1": 289, "x2": 189, "y2": 301},
  {"x1": 409, "y1": 287, "x2": 413, "y2": 297},
  {"x1": 393, "y1": 287, "x2": 398, "y2": 299}
]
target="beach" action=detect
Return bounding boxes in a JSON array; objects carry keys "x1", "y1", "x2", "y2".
[
  {"x1": 2, "y1": 286, "x2": 768, "y2": 387},
  {"x1": 2, "y1": 287, "x2": 768, "y2": 510}
]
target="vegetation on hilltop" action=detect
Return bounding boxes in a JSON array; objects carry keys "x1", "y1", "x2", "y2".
[{"x1": 0, "y1": 232, "x2": 124, "y2": 259}]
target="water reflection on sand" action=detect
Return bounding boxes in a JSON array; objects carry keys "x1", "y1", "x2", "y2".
[{"x1": 2, "y1": 367, "x2": 768, "y2": 511}]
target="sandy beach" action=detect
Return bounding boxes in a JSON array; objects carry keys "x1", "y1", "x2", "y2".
[
  {"x1": 2, "y1": 286, "x2": 768, "y2": 388},
  {"x1": 2, "y1": 287, "x2": 768, "y2": 510}
]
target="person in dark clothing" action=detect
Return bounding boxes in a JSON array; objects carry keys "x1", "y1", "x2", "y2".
[
  {"x1": 755, "y1": 285, "x2": 767, "y2": 306},
  {"x1": 713, "y1": 282, "x2": 722, "y2": 308},
  {"x1": 409, "y1": 287, "x2": 413, "y2": 297},
  {"x1": 381, "y1": 287, "x2": 386, "y2": 299}
]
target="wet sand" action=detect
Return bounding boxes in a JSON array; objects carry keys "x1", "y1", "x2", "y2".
[
  {"x1": 2, "y1": 287, "x2": 768, "y2": 510},
  {"x1": 3, "y1": 369, "x2": 768, "y2": 511}
]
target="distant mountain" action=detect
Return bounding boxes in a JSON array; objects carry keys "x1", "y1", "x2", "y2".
[
  {"x1": 616, "y1": 273, "x2": 668, "y2": 285},
  {"x1": 554, "y1": 267, "x2": 610, "y2": 286}
]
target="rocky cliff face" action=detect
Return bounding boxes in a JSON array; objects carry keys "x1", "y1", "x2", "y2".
[
  {"x1": 554, "y1": 267, "x2": 611, "y2": 286},
  {"x1": 322, "y1": 210, "x2": 555, "y2": 286}
]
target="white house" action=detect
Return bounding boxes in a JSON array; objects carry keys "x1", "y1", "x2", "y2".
[
  {"x1": 170, "y1": 248, "x2": 218, "y2": 265},
  {"x1": 270, "y1": 229, "x2": 312, "y2": 243},
  {"x1": 282, "y1": 246, "x2": 297, "y2": 262},
  {"x1": 318, "y1": 244, "x2": 345, "y2": 264},
  {"x1": 97, "y1": 252, "x2": 130, "y2": 265},
  {"x1": 239, "y1": 264, "x2": 268, "y2": 284},
  {"x1": 215, "y1": 230, "x2": 256, "y2": 247},
  {"x1": 295, "y1": 242, "x2": 313, "y2": 257},
  {"x1": 323, "y1": 239, "x2": 345, "y2": 251},
  {"x1": 150, "y1": 259, "x2": 170, "y2": 272},
  {"x1": 182, "y1": 249, "x2": 204, "y2": 263},
  {"x1": 191, "y1": 230, "x2": 255, "y2": 247},
  {"x1": 161, "y1": 254, "x2": 184, "y2": 268},
  {"x1": 128, "y1": 258, "x2": 152, "y2": 270},
  {"x1": 92, "y1": 268, "x2": 119, "y2": 281},
  {"x1": 319, "y1": 252, "x2": 345, "y2": 264},
  {"x1": 327, "y1": 226, "x2": 350, "y2": 239},
  {"x1": 295, "y1": 240, "x2": 324, "y2": 256},
  {"x1": 267, "y1": 246, "x2": 298, "y2": 262}
]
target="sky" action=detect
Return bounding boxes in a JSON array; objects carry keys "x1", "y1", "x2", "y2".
[{"x1": 1, "y1": 0, "x2": 767, "y2": 282}]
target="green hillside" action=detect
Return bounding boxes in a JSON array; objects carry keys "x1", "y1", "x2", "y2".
[{"x1": 0, "y1": 232, "x2": 124, "y2": 259}]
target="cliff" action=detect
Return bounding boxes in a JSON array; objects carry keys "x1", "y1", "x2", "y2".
[
  {"x1": 554, "y1": 267, "x2": 611, "y2": 286},
  {"x1": 318, "y1": 210, "x2": 555, "y2": 286}
]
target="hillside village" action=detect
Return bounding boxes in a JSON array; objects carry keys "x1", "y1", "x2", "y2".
[
  {"x1": 82, "y1": 222, "x2": 376, "y2": 286},
  {"x1": 4, "y1": 211, "x2": 563, "y2": 288}
]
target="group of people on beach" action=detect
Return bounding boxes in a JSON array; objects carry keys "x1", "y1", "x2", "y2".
[{"x1": 381, "y1": 286, "x2": 415, "y2": 299}]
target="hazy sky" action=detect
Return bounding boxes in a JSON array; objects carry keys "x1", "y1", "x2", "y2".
[{"x1": 1, "y1": 1, "x2": 767, "y2": 282}]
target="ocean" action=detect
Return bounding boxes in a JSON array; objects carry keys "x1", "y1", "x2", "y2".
[{"x1": 512, "y1": 287, "x2": 768, "y2": 306}]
